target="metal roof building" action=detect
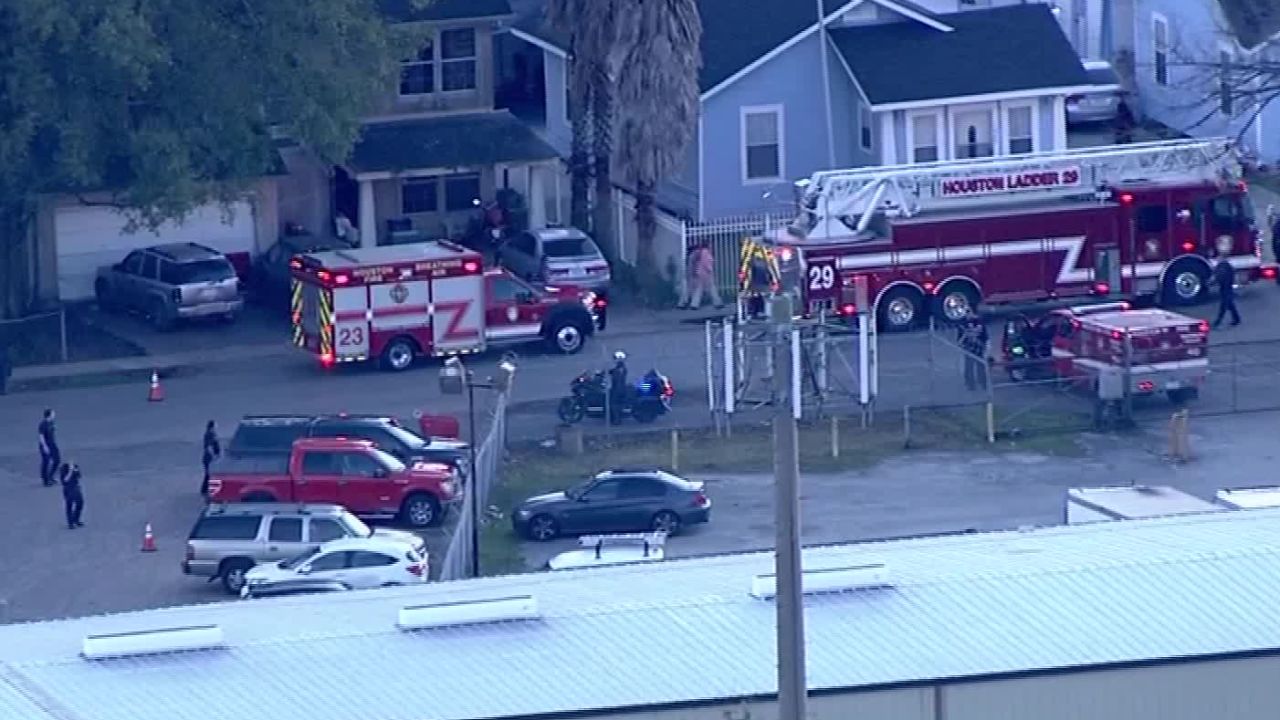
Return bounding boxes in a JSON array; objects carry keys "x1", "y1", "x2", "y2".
[{"x1": 4, "y1": 508, "x2": 1280, "y2": 720}]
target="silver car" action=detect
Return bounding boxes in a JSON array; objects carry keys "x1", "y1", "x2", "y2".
[
  {"x1": 497, "y1": 227, "x2": 611, "y2": 291},
  {"x1": 95, "y1": 243, "x2": 243, "y2": 330},
  {"x1": 1066, "y1": 61, "x2": 1124, "y2": 126}
]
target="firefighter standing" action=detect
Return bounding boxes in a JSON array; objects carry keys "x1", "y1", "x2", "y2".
[
  {"x1": 60, "y1": 463, "x2": 85, "y2": 529},
  {"x1": 38, "y1": 409, "x2": 59, "y2": 487},
  {"x1": 1213, "y1": 252, "x2": 1241, "y2": 327},
  {"x1": 957, "y1": 310, "x2": 990, "y2": 391},
  {"x1": 201, "y1": 420, "x2": 221, "y2": 497}
]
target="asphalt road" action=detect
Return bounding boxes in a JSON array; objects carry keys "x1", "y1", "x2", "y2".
[{"x1": 4, "y1": 286, "x2": 1280, "y2": 622}]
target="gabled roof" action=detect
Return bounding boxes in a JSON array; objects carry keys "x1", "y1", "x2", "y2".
[
  {"x1": 1218, "y1": 0, "x2": 1280, "y2": 49},
  {"x1": 3, "y1": 508, "x2": 1280, "y2": 720},
  {"x1": 349, "y1": 111, "x2": 558, "y2": 175},
  {"x1": 380, "y1": 0, "x2": 513, "y2": 23},
  {"x1": 831, "y1": 4, "x2": 1090, "y2": 108}
]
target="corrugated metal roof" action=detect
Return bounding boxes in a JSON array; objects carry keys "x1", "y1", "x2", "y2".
[{"x1": 3, "y1": 509, "x2": 1280, "y2": 720}]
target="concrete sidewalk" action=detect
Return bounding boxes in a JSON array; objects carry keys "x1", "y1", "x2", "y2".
[{"x1": 9, "y1": 305, "x2": 722, "y2": 386}]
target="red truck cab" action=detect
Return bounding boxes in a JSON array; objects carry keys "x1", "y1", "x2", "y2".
[{"x1": 207, "y1": 438, "x2": 460, "y2": 528}]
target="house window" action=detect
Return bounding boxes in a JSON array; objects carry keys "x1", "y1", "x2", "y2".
[
  {"x1": 1153, "y1": 14, "x2": 1169, "y2": 86},
  {"x1": 402, "y1": 179, "x2": 438, "y2": 214},
  {"x1": 1220, "y1": 49, "x2": 1234, "y2": 115},
  {"x1": 909, "y1": 112, "x2": 940, "y2": 163},
  {"x1": 952, "y1": 106, "x2": 994, "y2": 159},
  {"x1": 399, "y1": 38, "x2": 435, "y2": 96},
  {"x1": 1006, "y1": 104, "x2": 1035, "y2": 155},
  {"x1": 741, "y1": 106, "x2": 783, "y2": 182},
  {"x1": 444, "y1": 174, "x2": 482, "y2": 211},
  {"x1": 440, "y1": 28, "x2": 477, "y2": 92},
  {"x1": 859, "y1": 105, "x2": 873, "y2": 150}
]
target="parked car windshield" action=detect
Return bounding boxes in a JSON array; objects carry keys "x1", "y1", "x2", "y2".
[
  {"x1": 171, "y1": 259, "x2": 236, "y2": 284},
  {"x1": 280, "y1": 548, "x2": 319, "y2": 570},
  {"x1": 543, "y1": 237, "x2": 597, "y2": 258},
  {"x1": 338, "y1": 512, "x2": 373, "y2": 538}
]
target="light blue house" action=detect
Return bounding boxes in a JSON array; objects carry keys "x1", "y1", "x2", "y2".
[
  {"x1": 500, "y1": 0, "x2": 1092, "y2": 222},
  {"x1": 1128, "y1": 0, "x2": 1280, "y2": 162}
]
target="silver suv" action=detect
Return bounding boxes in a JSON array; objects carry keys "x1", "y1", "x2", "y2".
[
  {"x1": 95, "y1": 243, "x2": 243, "y2": 330},
  {"x1": 183, "y1": 503, "x2": 424, "y2": 594}
]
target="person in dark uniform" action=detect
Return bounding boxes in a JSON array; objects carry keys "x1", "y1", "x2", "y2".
[
  {"x1": 201, "y1": 420, "x2": 221, "y2": 497},
  {"x1": 956, "y1": 310, "x2": 990, "y2": 391},
  {"x1": 1213, "y1": 252, "x2": 1241, "y2": 327},
  {"x1": 607, "y1": 351, "x2": 629, "y2": 424},
  {"x1": 60, "y1": 463, "x2": 85, "y2": 529},
  {"x1": 38, "y1": 409, "x2": 59, "y2": 487}
]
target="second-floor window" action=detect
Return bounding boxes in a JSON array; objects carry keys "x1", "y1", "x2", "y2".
[
  {"x1": 1152, "y1": 14, "x2": 1169, "y2": 86},
  {"x1": 399, "y1": 28, "x2": 477, "y2": 97}
]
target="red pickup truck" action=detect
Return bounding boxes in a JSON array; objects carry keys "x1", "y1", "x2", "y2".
[{"x1": 207, "y1": 438, "x2": 460, "y2": 528}]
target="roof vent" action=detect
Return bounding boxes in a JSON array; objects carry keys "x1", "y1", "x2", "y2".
[
  {"x1": 81, "y1": 624, "x2": 225, "y2": 660},
  {"x1": 398, "y1": 595, "x2": 540, "y2": 631},
  {"x1": 750, "y1": 563, "x2": 890, "y2": 600}
]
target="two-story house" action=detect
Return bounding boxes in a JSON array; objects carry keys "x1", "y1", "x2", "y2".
[
  {"x1": 1127, "y1": 0, "x2": 1278, "y2": 162},
  {"x1": 506, "y1": 0, "x2": 1092, "y2": 222},
  {"x1": 318, "y1": 0, "x2": 562, "y2": 249}
]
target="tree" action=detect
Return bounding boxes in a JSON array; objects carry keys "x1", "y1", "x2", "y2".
[
  {"x1": 614, "y1": 0, "x2": 701, "y2": 274},
  {"x1": 0, "y1": 0, "x2": 412, "y2": 317},
  {"x1": 547, "y1": 0, "x2": 624, "y2": 245}
]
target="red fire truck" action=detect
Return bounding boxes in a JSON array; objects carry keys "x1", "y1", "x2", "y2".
[
  {"x1": 290, "y1": 241, "x2": 602, "y2": 371},
  {"x1": 769, "y1": 138, "x2": 1274, "y2": 331}
]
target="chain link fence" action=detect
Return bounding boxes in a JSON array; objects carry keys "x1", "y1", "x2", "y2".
[
  {"x1": 436, "y1": 390, "x2": 510, "y2": 583},
  {"x1": 0, "y1": 309, "x2": 69, "y2": 365}
]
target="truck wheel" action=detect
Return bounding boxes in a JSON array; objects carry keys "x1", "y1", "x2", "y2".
[
  {"x1": 547, "y1": 319, "x2": 586, "y2": 354},
  {"x1": 400, "y1": 493, "x2": 442, "y2": 528},
  {"x1": 380, "y1": 337, "x2": 417, "y2": 372},
  {"x1": 935, "y1": 282, "x2": 979, "y2": 324},
  {"x1": 1162, "y1": 261, "x2": 1208, "y2": 306},
  {"x1": 220, "y1": 558, "x2": 255, "y2": 595},
  {"x1": 877, "y1": 286, "x2": 923, "y2": 332},
  {"x1": 557, "y1": 397, "x2": 585, "y2": 424}
]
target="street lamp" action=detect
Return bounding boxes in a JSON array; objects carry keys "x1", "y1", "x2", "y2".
[{"x1": 438, "y1": 354, "x2": 517, "y2": 579}]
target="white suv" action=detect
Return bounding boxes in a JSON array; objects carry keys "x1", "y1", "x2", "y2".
[{"x1": 242, "y1": 536, "x2": 428, "y2": 598}]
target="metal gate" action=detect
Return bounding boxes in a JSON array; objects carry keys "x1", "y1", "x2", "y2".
[{"x1": 681, "y1": 213, "x2": 791, "y2": 297}]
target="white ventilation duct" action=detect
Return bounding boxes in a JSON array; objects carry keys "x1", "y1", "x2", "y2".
[
  {"x1": 398, "y1": 595, "x2": 540, "y2": 631},
  {"x1": 750, "y1": 563, "x2": 890, "y2": 600},
  {"x1": 82, "y1": 625, "x2": 225, "y2": 660}
]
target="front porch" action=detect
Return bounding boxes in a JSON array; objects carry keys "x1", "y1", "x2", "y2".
[{"x1": 343, "y1": 110, "x2": 563, "y2": 248}]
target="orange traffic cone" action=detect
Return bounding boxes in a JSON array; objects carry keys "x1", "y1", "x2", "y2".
[
  {"x1": 141, "y1": 523, "x2": 157, "y2": 552},
  {"x1": 147, "y1": 371, "x2": 164, "y2": 402}
]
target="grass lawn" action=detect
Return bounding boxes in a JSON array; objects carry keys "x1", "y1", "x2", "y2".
[
  {"x1": 478, "y1": 406, "x2": 1090, "y2": 576},
  {"x1": 2, "y1": 307, "x2": 145, "y2": 367}
]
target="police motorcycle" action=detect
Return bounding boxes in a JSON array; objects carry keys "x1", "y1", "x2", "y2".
[
  {"x1": 1000, "y1": 314, "x2": 1054, "y2": 382},
  {"x1": 557, "y1": 351, "x2": 675, "y2": 425}
]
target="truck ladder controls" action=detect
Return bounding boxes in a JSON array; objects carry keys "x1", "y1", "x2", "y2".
[{"x1": 799, "y1": 137, "x2": 1241, "y2": 240}]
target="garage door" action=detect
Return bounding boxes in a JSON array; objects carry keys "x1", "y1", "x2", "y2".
[{"x1": 54, "y1": 202, "x2": 255, "y2": 301}]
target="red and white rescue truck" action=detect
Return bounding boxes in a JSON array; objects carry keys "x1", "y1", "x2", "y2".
[
  {"x1": 1000, "y1": 301, "x2": 1210, "y2": 405},
  {"x1": 768, "y1": 138, "x2": 1275, "y2": 331},
  {"x1": 290, "y1": 241, "x2": 602, "y2": 371}
]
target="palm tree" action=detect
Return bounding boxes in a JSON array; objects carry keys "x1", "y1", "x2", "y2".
[
  {"x1": 547, "y1": 0, "x2": 623, "y2": 243},
  {"x1": 615, "y1": 0, "x2": 701, "y2": 274}
]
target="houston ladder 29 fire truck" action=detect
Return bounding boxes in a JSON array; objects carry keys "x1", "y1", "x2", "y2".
[
  {"x1": 764, "y1": 137, "x2": 1275, "y2": 331},
  {"x1": 289, "y1": 241, "x2": 603, "y2": 371}
]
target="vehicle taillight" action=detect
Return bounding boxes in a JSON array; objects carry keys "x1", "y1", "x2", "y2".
[
  {"x1": 1264, "y1": 267, "x2": 1278, "y2": 279},
  {"x1": 1137, "y1": 380, "x2": 1155, "y2": 392},
  {"x1": 407, "y1": 563, "x2": 423, "y2": 577},
  {"x1": 662, "y1": 379, "x2": 675, "y2": 397},
  {"x1": 692, "y1": 492, "x2": 709, "y2": 508},
  {"x1": 320, "y1": 352, "x2": 334, "y2": 366},
  {"x1": 334, "y1": 274, "x2": 349, "y2": 285},
  {"x1": 1198, "y1": 320, "x2": 1210, "y2": 333},
  {"x1": 317, "y1": 270, "x2": 331, "y2": 282},
  {"x1": 1181, "y1": 241, "x2": 1196, "y2": 253},
  {"x1": 1094, "y1": 282, "x2": 1110, "y2": 294},
  {"x1": 289, "y1": 258, "x2": 303, "y2": 270},
  {"x1": 185, "y1": 544, "x2": 195, "y2": 562},
  {"x1": 839, "y1": 303, "x2": 856, "y2": 315},
  {"x1": 594, "y1": 297, "x2": 607, "y2": 308},
  {"x1": 1119, "y1": 193, "x2": 1134, "y2": 204},
  {"x1": 1110, "y1": 329, "x2": 1123, "y2": 340},
  {"x1": 463, "y1": 260, "x2": 480, "y2": 273}
]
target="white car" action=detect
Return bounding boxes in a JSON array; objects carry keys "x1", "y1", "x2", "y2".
[
  {"x1": 547, "y1": 532, "x2": 666, "y2": 571},
  {"x1": 242, "y1": 536, "x2": 427, "y2": 598}
]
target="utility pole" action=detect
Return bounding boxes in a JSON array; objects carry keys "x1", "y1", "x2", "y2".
[{"x1": 770, "y1": 293, "x2": 807, "y2": 720}]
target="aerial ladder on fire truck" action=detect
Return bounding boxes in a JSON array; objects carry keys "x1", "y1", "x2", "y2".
[{"x1": 794, "y1": 137, "x2": 1243, "y2": 241}]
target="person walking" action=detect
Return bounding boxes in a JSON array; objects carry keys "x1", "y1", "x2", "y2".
[
  {"x1": 688, "y1": 242, "x2": 723, "y2": 311},
  {"x1": 60, "y1": 463, "x2": 85, "y2": 529},
  {"x1": 38, "y1": 409, "x2": 59, "y2": 487},
  {"x1": 677, "y1": 244, "x2": 699, "y2": 309},
  {"x1": 1213, "y1": 252, "x2": 1241, "y2": 327},
  {"x1": 956, "y1": 310, "x2": 990, "y2": 391},
  {"x1": 201, "y1": 420, "x2": 221, "y2": 497}
]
